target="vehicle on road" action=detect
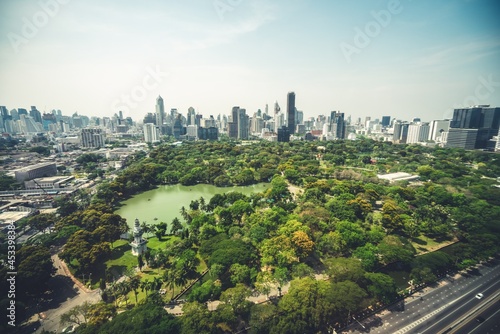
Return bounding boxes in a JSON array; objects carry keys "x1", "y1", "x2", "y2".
[
  {"x1": 476, "y1": 316, "x2": 485, "y2": 323},
  {"x1": 475, "y1": 293, "x2": 484, "y2": 299},
  {"x1": 62, "y1": 325, "x2": 77, "y2": 333}
]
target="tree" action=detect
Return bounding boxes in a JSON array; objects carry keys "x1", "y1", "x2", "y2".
[
  {"x1": 60, "y1": 301, "x2": 92, "y2": 326},
  {"x1": 219, "y1": 283, "x2": 252, "y2": 316},
  {"x1": 364, "y1": 272, "x2": 398, "y2": 303},
  {"x1": 180, "y1": 302, "x2": 214, "y2": 334},
  {"x1": 17, "y1": 245, "x2": 55, "y2": 296},
  {"x1": 129, "y1": 276, "x2": 141, "y2": 305},
  {"x1": 325, "y1": 257, "x2": 365, "y2": 283},
  {"x1": 137, "y1": 254, "x2": 144, "y2": 271},
  {"x1": 170, "y1": 217, "x2": 183, "y2": 235},
  {"x1": 93, "y1": 301, "x2": 180, "y2": 333}
]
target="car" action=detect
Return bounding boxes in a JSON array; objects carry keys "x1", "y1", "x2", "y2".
[
  {"x1": 476, "y1": 316, "x2": 485, "y2": 323},
  {"x1": 61, "y1": 325, "x2": 77, "y2": 333},
  {"x1": 475, "y1": 293, "x2": 484, "y2": 299}
]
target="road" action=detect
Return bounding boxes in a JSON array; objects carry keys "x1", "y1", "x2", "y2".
[
  {"x1": 454, "y1": 297, "x2": 500, "y2": 334},
  {"x1": 22, "y1": 253, "x2": 101, "y2": 334},
  {"x1": 347, "y1": 259, "x2": 500, "y2": 334}
]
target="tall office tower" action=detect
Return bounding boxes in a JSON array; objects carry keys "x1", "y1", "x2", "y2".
[
  {"x1": 228, "y1": 106, "x2": 239, "y2": 138},
  {"x1": 277, "y1": 126, "x2": 290, "y2": 142},
  {"x1": 330, "y1": 111, "x2": 346, "y2": 139},
  {"x1": 10, "y1": 109, "x2": 19, "y2": 121},
  {"x1": 296, "y1": 110, "x2": 304, "y2": 126},
  {"x1": 172, "y1": 114, "x2": 183, "y2": 140},
  {"x1": 19, "y1": 114, "x2": 42, "y2": 133},
  {"x1": 451, "y1": 107, "x2": 482, "y2": 129},
  {"x1": 1, "y1": 106, "x2": 9, "y2": 119},
  {"x1": 118, "y1": 110, "x2": 123, "y2": 120},
  {"x1": 393, "y1": 121, "x2": 409, "y2": 143},
  {"x1": 449, "y1": 106, "x2": 500, "y2": 148},
  {"x1": 287, "y1": 92, "x2": 296, "y2": 134},
  {"x1": 81, "y1": 128, "x2": 105, "y2": 148},
  {"x1": 155, "y1": 96, "x2": 165, "y2": 133},
  {"x1": 18, "y1": 108, "x2": 28, "y2": 116},
  {"x1": 406, "y1": 122, "x2": 430, "y2": 144},
  {"x1": 445, "y1": 128, "x2": 478, "y2": 150},
  {"x1": 238, "y1": 108, "x2": 249, "y2": 140},
  {"x1": 42, "y1": 113, "x2": 57, "y2": 131},
  {"x1": 143, "y1": 123, "x2": 160, "y2": 143},
  {"x1": 381, "y1": 116, "x2": 391, "y2": 127},
  {"x1": 187, "y1": 107, "x2": 196, "y2": 126},
  {"x1": 428, "y1": 120, "x2": 450, "y2": 142}
]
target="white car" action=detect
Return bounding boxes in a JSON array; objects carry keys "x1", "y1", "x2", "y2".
[
  {"x1": 475, "y1": 293, "x2": 484, "y2": 299},
  {"x1": 62, "y1": 325, "x2": 77, "y2": 333}
]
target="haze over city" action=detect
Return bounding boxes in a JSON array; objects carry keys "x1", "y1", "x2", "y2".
[{"x1": 1, "y1": 0, "x2": 499, "y2": 122}]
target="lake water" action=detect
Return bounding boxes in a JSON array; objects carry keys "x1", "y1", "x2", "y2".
[{"x1": 116, "y1": 183, "x2": 269, "y2": 228}]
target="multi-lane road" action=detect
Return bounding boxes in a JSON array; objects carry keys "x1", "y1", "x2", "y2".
[{"x1": 347, "y1": 259, "x2": 500, "y2": 334}]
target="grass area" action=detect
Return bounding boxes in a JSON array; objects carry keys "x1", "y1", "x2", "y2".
[
  {"x1": 104, "y1": 235, "x2": 207, "y2": 306},
  {"x1": 411, "y1": 235, "x2": 456, "y2": 254}
]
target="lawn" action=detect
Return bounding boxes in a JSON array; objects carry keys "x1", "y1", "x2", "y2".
[
  {"x1": 105, "y1": 235, "x2": 207, "y2": 306},
  {"x1": 411, "y1": 235, "x2": 457, "y2": 255}
]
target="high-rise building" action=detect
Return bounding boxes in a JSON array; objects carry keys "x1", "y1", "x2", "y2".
[
  {"x1": 228, "y1": 106, "x2": 239, "y2": 139},
  {"x1": 445, "y1": 128, "x2": 478, "y2": 149},
  {"x1": 330, "y1": 111, "x2": 345, "y2": 139},
  {"x1": 238, "y1": 108, "x2": 249, "y2": 140},
  {"x1": 393, "y1": 121, "x2": 409, "y2": 143},
  {"x1": 287, "y1": 92, "x2": 296, "y2": 134},
  {"x1": 407, "y1": 123, "x2": 430, "y2": 144},
  {"x1": 277, "y1": 126, "x2": 290, "y2": 142},
  {"x1": 143, "y1": 123, "x2": 160, "y2": 143},
  {"x1": 449, "y1": 106, "x2": 500, "y2": 148},
  {"x1": 81, "y1": 128, "x2": 105, "y2": 148},
  {"x1": 155, "y1": 96, "x2": 165, "y2": 134},
  {"x1": 381, "y1": 116, "x2": 391, "y2": 127},
  {"x1": 429, "y1": 120, "x2": 450, "y2": 142}
]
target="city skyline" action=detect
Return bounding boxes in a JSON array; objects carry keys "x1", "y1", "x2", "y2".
[{"x1": 1, "y1": 0, "x2": 499, "y2": 122}]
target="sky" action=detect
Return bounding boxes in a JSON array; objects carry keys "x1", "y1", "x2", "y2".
[{"x1": 1, "y1": 0, "x2": 499, "y2": 123}]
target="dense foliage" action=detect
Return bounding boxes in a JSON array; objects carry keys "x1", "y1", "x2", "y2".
[{"x1": 3, "y1": 139, "x2": 499, "y2": 333}]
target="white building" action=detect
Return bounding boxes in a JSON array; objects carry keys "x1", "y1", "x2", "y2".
[
  {"x1": 143, "y1": 123, "x2": 160, "y2": 143},
  {"x1": 407, "y1": 123, "x2": 430, "y2": 144},
  {"x1": 81, "y1": 128, "x2": 105, "y2": 148},
  {"x1": 428, "y1": 120, "x2": 450, "y2": 142}
]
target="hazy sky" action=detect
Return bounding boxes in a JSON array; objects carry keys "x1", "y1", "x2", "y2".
[{"x1": 1, "y1": 0, "x2": 499, "y2": 122}]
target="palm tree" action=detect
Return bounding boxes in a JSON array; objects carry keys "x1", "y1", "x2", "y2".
[
  {"x1": 140, "y1": 221, "x2": 152, "y2": 238},
  {"x1": 180, "y1": 206, "x2": 189, "y2": 222},
  {"x1": 170, "y1": 217, "x2": 183, "y2": 235},
  {"x1": 140, "y1": 279, "x2": 151, "y2": 297},
  {"x1": 151, "y1": 276, "x2": 163, "y2": 293},
  {"x1": 163, "y1": 268, "x2": 175, "y2": 300},
  {"x1": 129, "y1": 276, "x2": 141, "y2": 305}
]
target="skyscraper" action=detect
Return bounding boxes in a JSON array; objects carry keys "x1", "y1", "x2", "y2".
[
  {"x1": 155, "y1": 96, "x2": 165, "y2": 134},
  {"x1": 381, "y1": 116, "x2": 391, "y2": 127},
  {"x1": 228, "y1": 106, "x2": 239, "y2": 139},
  {"x1": 143, "y1": 123, "x2": 160, "y2": 143},
  {"x1": 238, "y1": 108, "x2": 249, "y2": 140},
  {"x1": 287, "y1": 92, "x2": 295, "y2": 134},
  {"x1": 449, "y1": 106, "x2": 500, "y2": 148},
  {"x1": 330, "y1": 111, "x2": 346, "y2": 139}
]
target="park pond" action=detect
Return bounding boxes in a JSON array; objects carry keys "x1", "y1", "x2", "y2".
[{"x1": 115, "y1": 183, "x2": 269, "y2": 229}]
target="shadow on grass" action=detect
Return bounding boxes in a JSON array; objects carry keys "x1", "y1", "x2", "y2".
[
  {"x1": 411, "y1": 237, "x2": 428, "y2": 246},
  {"x1": 108, "y1": 242, "x2": 132, "y2": 261}
]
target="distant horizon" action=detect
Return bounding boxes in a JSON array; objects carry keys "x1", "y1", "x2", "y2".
[{"x1": 1, "y1": 0, "x2": 499, "y2": 123}]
